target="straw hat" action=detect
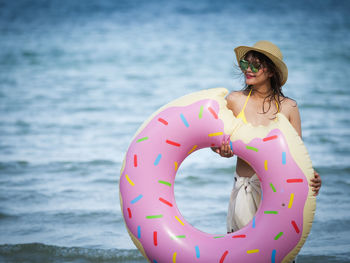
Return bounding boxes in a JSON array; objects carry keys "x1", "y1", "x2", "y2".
[{"x1": 234, "y1": 40, "x2": 288, "y2": 85}]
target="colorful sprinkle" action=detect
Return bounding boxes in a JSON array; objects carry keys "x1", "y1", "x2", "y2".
[
  {"x1": 208, "y1": 107, "x2": 218, "y2": 119},
  {"x1": 291, "y1": 220, "x2": 300, "y2": 233},
  {"x1": 252, "y1": 216, "x2": 256, "y2": 228},
  {"x1": 127, "y1": 208, "x2": 132, "y2": 218},
  {"x1": 263, "y1": 135, "x2": 278, "y2": 142},
  {"x1": 219, "y1": 251, "x2": 229, "y2": 263},
  {"x1": 153, "y1": 231, "x2": 157, "y2": 246},
  {"x1": 166, "y1": 140, "x2": 181, "y2": 147},
  {"x1": 175, "y1": 216, "x2": 185, "y2": 226},
  {"x1": 158, "y1": 118, "x2": 168, "y2": 125},
  {"x1": 213, "y1": 236, "x2": 225, "y2": 239},
  {"x1": 154, "y1": 154, "x2": 162, "y2": 166},
  {"x1": 195, "y1": 246, "x2": 200, "y2": 258},
  {"x1": 136, "y1": 137, "x2": 148, "y2": 143},
  {"x1": 180, "y1": 113, "x2": 189, "y2": 127},
  {"x1": 282, "y1": 152, "x2": 286, "y2": 164},
  {"x1": 174, "y1": 162, "x2": 178, "y2": 171},
  {"x1": 146, "y1": 215, "x2": 163, "y2": 219},
  {"x1": 247, "y1": 249, "x2": 259, "y2": 254},
  {"x1": 188, "y1": 145, "x2": 198, "y2": 155},
  {"x1": 232, "y1": 235, "x2": 246, "y2": 238},
  {"x1": 264, "y1": 211, "x2": 278, "y2": 214},
  {"x1": 134, "y1": 154, "x2": 137, "y2": 167},
  {"x1": 172, "y1": 235, "x2": 186, "y2": 239},
  {"x1": 230, "y1": 141, "x2": 233, "y2": 151},
  {"x1": 125, "y1": 174, "x2": 135, "y2": 186},
  {"x1": 274, "y1": 232, "x2": 283, "y2": 240},
  {"x1": 288, "y1": 193, "x2": 295, "y2": 208},
  {"x1": 137, "y1": 225, "x2": 141, "y2": 238},
  {"x1": 173, "y1": 252, "x2": 177, "y2": 263},
  {"x1": 199, "y1": 106, "x2": 204, "y2": 119},
  {"x1": 270, "y1": 183, "x2": 277, "y2": 192},
  {"x1": 264, "y1": 160, "x2": 268, "y2": 171},
  {"x1": 246, "y1": 145, "x2": 259, "y2": 152},
  {"x1": 208, "y1": 132, "x2": 223, "y2": 137},
  {"x1": 287, "y1": 179, "x2": 303, "y2": 183},
  {"x1": 158, "y1": 180, "x2": 172, "y2": 187},
  {"x1": 159, "y1": 197, "x2": 173, "y2": 207},
  {"x1": 131, "y1": 194, "x2": 143, "y2": 204},
  {"x1": 271, "y1": 249, "x2": 276, "y2": 263}
]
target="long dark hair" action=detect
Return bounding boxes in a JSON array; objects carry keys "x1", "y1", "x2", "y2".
[{"x1": 242, "y1": 50, "x2": 287, "y2": 116}]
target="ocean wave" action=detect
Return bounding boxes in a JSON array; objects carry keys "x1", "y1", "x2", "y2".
[{"x1": 0, "y1": 243, "x2": 146, "y2": 263}]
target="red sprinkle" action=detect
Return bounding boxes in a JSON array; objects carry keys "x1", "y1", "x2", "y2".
[
  {"x1": 232, "y1": 235, "x2": 246, "y2": 238},
  {"x1": 166, "y1": 140, "x2": 181, "y2": 147},
  {"x1": 134, "y1": 154, "x2": 137, "y2": 167},
  {"x1": 263, "y1": 135, "x2": 278, "y2": 142},
  {"x1": 208, "y1": 107, "x2": 218, "y2": 119},
  {"x1": 127, "y1": 208, "x2": 132, "y2": 218},
  {"x1": 291, "y1": 220, "x2": 300, "y2": 233},
  {"x1": 220, "y1": 251, "x2": 229, "y2": 263},
  {"x1": 159, "y1": 197, "x2": 173, "y2": 207},
  {"x1": 153, "y1": 231, "x2": 158, "y2": 246},
  {"x1": 158, "y1": 118, "x2": 168, "y2": 125},
  {"x1": 287, "y1": 179, "x2": 303, "y2": 183}
]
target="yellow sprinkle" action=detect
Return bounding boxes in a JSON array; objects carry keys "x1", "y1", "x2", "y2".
[
  {"x1": 208, "y1": 132, "x2": 223, "y2": 137},
  {"x1": 288, "y1": 193, "x2": 294, "y2": 208},
  {"x1": 175, "y1": 216, "x2": 184, "y2": 226},
  {"x1": 247, "y1": 249, "x2": 259, "y2": 254},
  {"x1": 264, "y1": 160, "x2": 268, "y2": 171},
  {"x1": 174, "y1": 162, "x2": 178, "y2": 171},
  {"x1": 173, "y1": 252, "x2": 177, "y2": 263},
  {"x1": 125, "y1": 174, "x2": 135, "y2": 186},
  {"x1": 187, "y1": 145, "x2": 197, "y2": 155}
]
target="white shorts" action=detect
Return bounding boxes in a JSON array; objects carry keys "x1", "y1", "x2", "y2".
[{"x1": 226, "y1": 172, "x2": 261, "y2": 233}]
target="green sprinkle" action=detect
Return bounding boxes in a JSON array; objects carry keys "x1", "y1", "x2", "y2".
[
  {"x1": 213, "y1": 236, "x2": 225, "y2": 239},
  {"x1": 172, "y1": 235, "x2": 186, "y2": 239},
  {"x1": 199, "y1": 106, "x2": 204, "y2": 119},
  {"x1": 264, "y1": 211, "x2": 278, "y2": 214},
  {"x1": 274, "y1": 232, "x2": 283, "y2": 240},
  {"x1": 146, "y1": 215, "x2": 163, "y2": 219},
  {"x1": 158, "y1": 180, "x2": 172, "y2": 187},
  {"x1": 270, "y1": 183, "x2": 277, "y2": 192},
  {"x1": 246, "y1": 145, "x2": 259, "y2": 152},
  {"x1": 136, "y1": 137, "x2": 148, "y2": 143}
]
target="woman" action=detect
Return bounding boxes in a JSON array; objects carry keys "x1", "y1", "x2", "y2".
[{"x1": 211, "y1": 41, "x2": 322, "y2": 233}]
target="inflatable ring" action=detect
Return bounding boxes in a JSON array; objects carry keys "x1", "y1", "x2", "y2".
[{"x1": 119, "y1": 88, "x2": 316, "y2": 263}]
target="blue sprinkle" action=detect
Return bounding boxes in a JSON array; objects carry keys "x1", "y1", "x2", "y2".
[
  {"x1": 229, "y1": 141, "x2": 233, "y2": 151},
  {"x1": 154, "y1": 154, "x2": 162, "y2": 166},
  {"x1": 271, "y1": 249, "x2": 276, "y2": 263},
  {"x1": 153, "y1": 260, "x2": 158, "y2": 263},
  {"x1": 180, "y1": 113, "x2": 189, "y2": 127},
  {"x1": 252, "y1": 216, "x2": 256, "y2": 228},
  {"x1": 282, "y1": 152, "x2": 286, "y2": 165},
  {"x1": 137, "y1": 225, "x2": 141, "y2": 238},
  {"x1": 195, "y1": 246, "x2": 200, "y2": 258},
  {"x1": 261, "y1": 189, "x2": 263, "y2": 201},
  {"x1": 131, "y1": 194, "x2": 143, "y2": 204}
]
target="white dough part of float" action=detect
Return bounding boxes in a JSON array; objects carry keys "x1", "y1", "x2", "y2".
[{"x1": 119, "y1": 88, "x2": 316, "y2": 263}]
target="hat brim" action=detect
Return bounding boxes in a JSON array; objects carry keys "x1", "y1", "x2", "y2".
[{"x1": 234, "y1": 46, "x2": 288, "y2": 86}]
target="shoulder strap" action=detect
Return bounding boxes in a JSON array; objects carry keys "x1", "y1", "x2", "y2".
[{"x1": 241, "y1": 89, "x2": 252, "y2": 112}]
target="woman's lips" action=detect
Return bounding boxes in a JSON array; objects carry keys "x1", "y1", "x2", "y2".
[{"x1": 246, "y1": 74, "x2": 255, "y2": 79}]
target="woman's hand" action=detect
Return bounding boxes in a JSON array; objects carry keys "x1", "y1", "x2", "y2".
[
  {"x1": 211, "y1": 138, "x2": 234, "y2": 158},
  {"x1": 310, "y1": 170, "x2": 321, "y2": 196}
]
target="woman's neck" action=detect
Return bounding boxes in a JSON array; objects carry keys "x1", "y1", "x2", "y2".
[{"x1": 251, "y1": 83, "x2": 271, "y2": 99}]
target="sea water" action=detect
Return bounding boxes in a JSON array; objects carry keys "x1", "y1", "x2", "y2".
[{"x1": 1, "y1": 0, "x2": 350, "y2": 262}]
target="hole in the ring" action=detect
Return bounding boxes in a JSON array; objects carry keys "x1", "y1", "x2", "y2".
[{"x1": 174, "y1": 148, "x2": 261, "y2": 235}]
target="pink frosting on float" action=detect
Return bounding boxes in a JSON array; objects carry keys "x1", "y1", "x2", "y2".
[{"x1": 120, "y1": 99, "x2": 309, "y2": 263}]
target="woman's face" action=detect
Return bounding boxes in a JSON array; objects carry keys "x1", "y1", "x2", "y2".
[{"x1": 243, "y1": 54, "x2": 272, "y2": 87}]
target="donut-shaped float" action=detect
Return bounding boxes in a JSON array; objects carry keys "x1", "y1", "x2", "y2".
[{"x1": 119, "y1": 88, "x2": 316, "y2": 263}]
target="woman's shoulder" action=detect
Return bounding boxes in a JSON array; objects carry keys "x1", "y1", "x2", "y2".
[
  {"x1": 226, "y1": 90, "x2": 245, "y2": 101},
  {"x1": 280, "y1": 96, "x2": 298, "y2": 110}
]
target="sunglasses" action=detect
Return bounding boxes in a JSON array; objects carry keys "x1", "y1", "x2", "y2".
[{"x1": 239, "y1": 59, "x2": 262, "y2": 73}]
